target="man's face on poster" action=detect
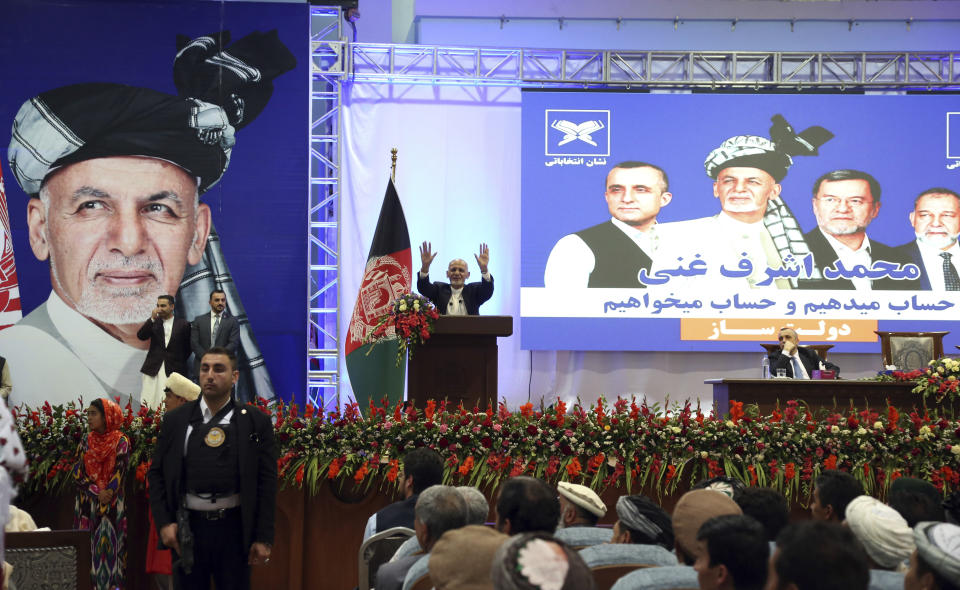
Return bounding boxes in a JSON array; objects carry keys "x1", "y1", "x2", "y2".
[
  {"x1": 812, "y1": 179, "x2": 879, "y2": 238},
  {"x1": 910, "y1": 192, "x2": 960, "y2": 250},
  {"x1": 604, "y1": 166, "x2": 672, "y2": 229},
  {"x1": 712, "y1": 167, "x2": 781, "y2": 218},
  {"x1": 26, "y1": 156, "x2": 211, "y2": 326}
]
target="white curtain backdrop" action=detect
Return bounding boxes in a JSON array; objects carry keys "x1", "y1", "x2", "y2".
[{"x1": 340, "y1": 82, "x2": 883, "y2": 410}]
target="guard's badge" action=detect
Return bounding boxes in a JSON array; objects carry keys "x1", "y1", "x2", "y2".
[{"x1": 205, "y1": 427, "x2": 226, "y2": 448}]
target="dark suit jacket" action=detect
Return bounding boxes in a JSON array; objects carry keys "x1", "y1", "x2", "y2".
[
  {"x1": 374, "y1": 494, "x2": 419, "y2": 533},
  {"x1": 895, "y1": 240, "x2": 933, "y2": 290},
  {"x1": 799, "y1": 228, "x2": 919, "y2": 291},
  {"x1": 190, "y1": 312, "x2": 241, "y2": 376},
  {"x1": 416, "y1": 274, "x2": 494, "y2": 316},
  {"x1": 768, "y1": 346, "x2": 841, "y2": 378},
  {"x1": 137, "y1": 317, "x2": 192, "y2": 377},
  {"x1": 147, "y1": 398, "x2": 278, "y2": 552}
]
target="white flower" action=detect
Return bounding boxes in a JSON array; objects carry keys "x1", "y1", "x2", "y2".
[
  {"x1": 671, "y1": 426, "x2": 681, "y2": 434},
  {"x1": 857, "y1": 427, "x2": 867, "y2": 436},
  {"x1": 399, "y1": 302, "x2": 408, "y2": 312},
  {"x1": 831, "y1": 425, "x2": 840, "y2": 434},
  {"x1": 919, "y1": 425, "x2": 933, "y2": 438},
  {"x1": 700, "y1": 451, "x2": 709, "y2": 459},
  {"x1": 874, "y1": 421, "x2": 884, "y2": 430},
  {"x1": 725, "y1": 420, "x2": 735, "y2": 428},
  {"x1": 952, "y1": 446, "x2": 960, "y2": 456}
]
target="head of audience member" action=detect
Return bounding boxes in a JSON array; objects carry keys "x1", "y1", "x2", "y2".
[
  {"x1": 557, "y1": 482, "x2": 606, "y2": 528},
  {"x1": 414, "y1": 485, "x2": 469, "y2": 552},
  {"x1": 611, "y1": 494, "x2": 675, "y2": 550},
  {"x1": 692, "y1": 476, "x2": 747, "y2": 503},
  {"x1": 810, "y1": 169, "x2": 881, "y2": 246},
  {"x1": 673, "y1": 489, "x2": 743, "y2": 565},
  {"x1": 736, "y1": 487, "x2": 789, "y2": 543},
  {"x1": 766, "y1": 521, "x2": 869, "y2": 590},
  {"x1": 457, "y1": 486, "x2": 490, "y2": 525},
  {"x1": 844, "y1": 495, "x2": 914, "y2": 571},
  {"x1": 430, "y1": 525, "x2": 509, "y2": 590},
  {"x1": 695, "y1": 514, "x2": 769, "y2": 590},
  {"x1": 447, "y1": 259, "x2": 470, "y2": 289},
  {"x1": 603, "y1": 161, "x2": 672, "y2": 232},
  {"x1": 904, "y1": 522, "x2": 960, "y2": 590},
  {"x1": 402, "y1": 447, "x2": 444, "y2": 499},
  {"x1": 910, "y1": 188, "x2": 960, "y2": 251},
  {"x1": 495, "y1": 476, "x2": 561, "y2": 535},
  {"x1": 889, "y1": 477, "x2": 946, "y2": 528},
  {"x1": 490, "y1": 532, "x2": 596, "y2": 590},
  {"x1": 162, "y1": 372, "x2": 200, "y2": 412},
  {"x1": 810, "y1": 470, "x2": 862, "y2": 522}
]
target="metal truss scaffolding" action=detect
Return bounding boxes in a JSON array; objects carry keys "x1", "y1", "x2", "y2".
[
  {"x1": 308, "y1": 7, "x2": 959, "y2": 409},
  {"x1": 308, "y1": 7, "x2": 344, "y2": 413}
]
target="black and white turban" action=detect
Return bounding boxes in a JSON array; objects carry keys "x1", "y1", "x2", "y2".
[
  {"x1": 703, "y1": 114, "x2": 834, "y2": 182},
  {"x1": 8, "y1": 30, "x2": 296, "y2": 196}
]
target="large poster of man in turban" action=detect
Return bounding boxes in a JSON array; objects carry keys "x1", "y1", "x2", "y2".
[{"x1": 0, "y1": 1, "x2": 307, "y2": 406}]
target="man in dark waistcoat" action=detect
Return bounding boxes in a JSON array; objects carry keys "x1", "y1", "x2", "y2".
[
  {"x1": 543, "y1": 161, "x2": 673, "y2": 288},
  {"x1": 148, "y1": 346, "x2": 277, "y2": 590}
]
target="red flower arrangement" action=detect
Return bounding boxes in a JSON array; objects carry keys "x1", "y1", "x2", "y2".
[{"x1": 365, "y1": 292, "x2": 440, "y2": 366}]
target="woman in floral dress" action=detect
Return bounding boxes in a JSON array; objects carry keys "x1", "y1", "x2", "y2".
[{"x1": 72, "y1": 398, "x2": 130, "y2": 589}]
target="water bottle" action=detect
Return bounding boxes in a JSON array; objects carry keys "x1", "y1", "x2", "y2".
[{"x1": 761, "y1": 355, "x2": 770, "y2": 379}]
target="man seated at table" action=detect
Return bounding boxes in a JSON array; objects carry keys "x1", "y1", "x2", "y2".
[{"x1": 768, "y1": 327, "x2": 840, "y2": 379}]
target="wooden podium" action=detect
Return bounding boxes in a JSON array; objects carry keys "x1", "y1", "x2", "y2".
[{"x1": 407, "y1": 315, "x2": 513, "y2": 409}]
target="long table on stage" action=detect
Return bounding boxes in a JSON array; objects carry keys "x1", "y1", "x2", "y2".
[{"x1": 706, "y1": 378, "x2": 922, "y2": 414}]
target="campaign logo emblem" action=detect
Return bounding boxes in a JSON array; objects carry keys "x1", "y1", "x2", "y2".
[{"x1": 545, "y1": 109, "x2": 610, "y2": 156}]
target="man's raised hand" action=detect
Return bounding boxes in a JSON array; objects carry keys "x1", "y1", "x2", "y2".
[
  {"x1": 475, "y1": 243, "x2": 490, "y2": 274},
  {"x1": 420, "y1": 241, "x2": 438, "y2": 274}
]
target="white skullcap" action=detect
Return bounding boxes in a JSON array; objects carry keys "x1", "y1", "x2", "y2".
[
  {"x1": 558, "y1": 482, "x2": 606, "y2": 518},
  {"x1": 164, "y1": 372, "x2": 200, "y2": 402},
  {"x1": 845, "y1": 495, "x2": 914, "y2": 569},
  {"x1": 914, "y1": 521, "x2": 960, "y2": 582}
]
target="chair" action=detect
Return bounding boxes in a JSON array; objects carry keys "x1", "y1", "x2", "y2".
[
  {"x1": 592, "y1": 564, "x2": 656, "y2": 590},
  {"x1": 609, "y1": 565, "x2": 698, "y2": 590},
  {"x1": 6, "y1": 530, "x2": 92, "y2": 590},
  {"x1": 579, "y1": 543, "x2": 678, "y2": 569},
  {"x1": 869, "y1": 569, "x2": 905, "y2": 590},
  {"x1": 358, "y1": 526, "x2": 416, "y2": 590},
  {"x1": 760, "y1": 343, "x2": 833, "y2": 360},
  {"x1": 875, "y1": 331, "x2": 948, "y2": 371}
]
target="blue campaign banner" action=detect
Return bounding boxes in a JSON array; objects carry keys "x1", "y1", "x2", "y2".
[
  {"x1": 0, "y1": 0, "x2": 307, "y2": 405},
  {"x1": 520, "y1": 91, "x2": 960, "y2": 352}
]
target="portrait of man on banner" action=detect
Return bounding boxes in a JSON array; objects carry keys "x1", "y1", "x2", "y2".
[{"x1": 0, "y1": 3, "x2": 306, "y2": 408}]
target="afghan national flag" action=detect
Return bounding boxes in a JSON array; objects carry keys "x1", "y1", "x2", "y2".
[
  {"x1": 345, "y1": 179, "x2": 411, "y2": 410},
  {"x1": 0, "y1": 168, "x2": 22, "y2": 331}
]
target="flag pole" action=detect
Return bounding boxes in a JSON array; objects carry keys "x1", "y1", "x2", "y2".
[{"x1": 390, "y1": 147, "x2": 398, "y2": 182}]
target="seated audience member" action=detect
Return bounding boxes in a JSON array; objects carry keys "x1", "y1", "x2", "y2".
[
  {"x1": 694, "y1": 514, "x2": 769, "y2": 590},
  {"x1": 692, "y1": 476, "x2": 746, "y2": 502},
  {"x1": 429, "y1": 525, "x2": 508, "y2": 590},
  {"x1": 905, "y1": 521, "x2": 960, "y2": 590},
  {"x1": 495, "y1": 476, "x2": 561, "y2": 535},
  {"x1": 581, "y1": 495, "x2": 677, "y2": 568},
  {"x1": 391, "y1": 485, "x2": 489, "y2": 563},
  {"x1": 491, "y1": 532, "x2": 596, "y2": 590},
  {"x1": 672, "y1": 489, "x2": 743, "y2": 566},
  {"x1": 810, "y1": 470, "x2": 862, "y2": 522},
  {"x1": 376, "y1": 485, "x2": 468, "y2": 590},
  {"x1": 889, "y1": 477, "x2": 946, "y2": 527},
  {"x1": 845, "y1": 495, "x2": 914, "y2": 571},
  {"x1": 553, "y1": 482, "x2": 611, "y2": 548},
  {"x1": 364, "y1": 447, "x2": 444, "y2": 541},
  {"x1": 735, "y1": 487, "x2": 789, "y2": 543},
  {"x1": 767, "y1": 521, "x2": 870, "y2": 590}
]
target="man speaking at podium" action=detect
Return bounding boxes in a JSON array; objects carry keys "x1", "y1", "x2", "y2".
[
  {"x1": 768, "y1": 327, "x2": 840, "y2": 379},
  {"x1": 417, "y1": 242, "x2": 493, "y2": 315}
]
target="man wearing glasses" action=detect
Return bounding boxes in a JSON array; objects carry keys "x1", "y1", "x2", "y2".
[{"x1": 800, "y1": 169, "x2": 917, "y2": 290}]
